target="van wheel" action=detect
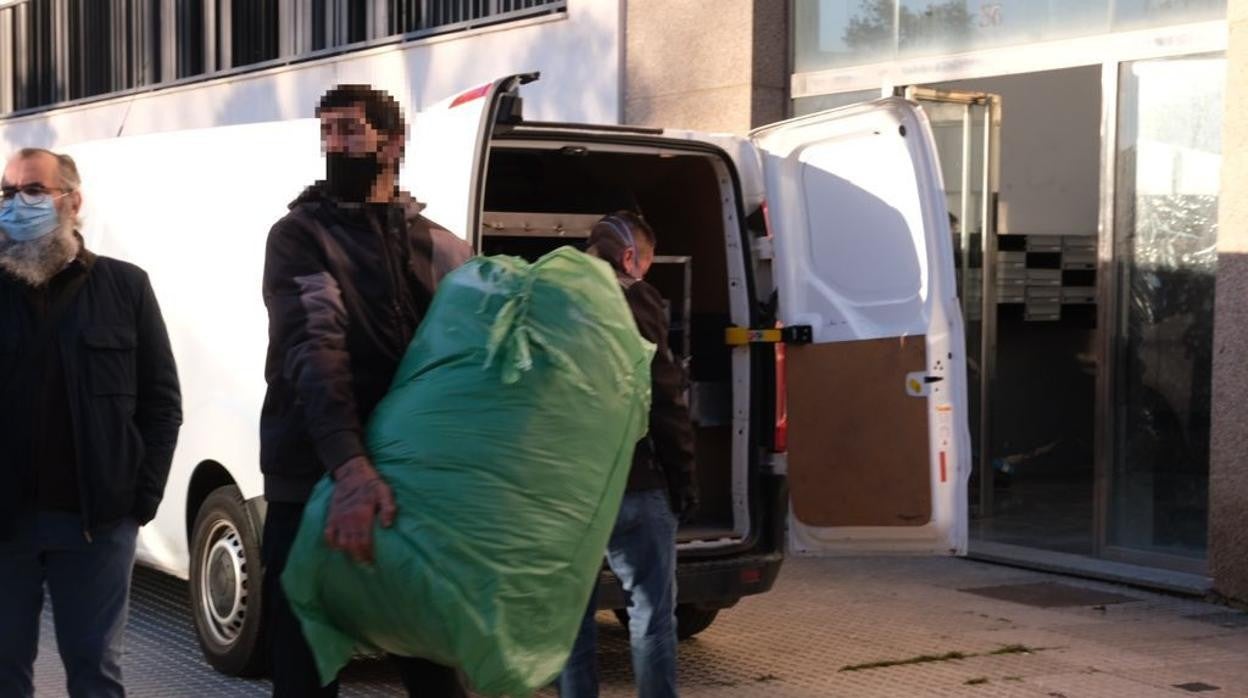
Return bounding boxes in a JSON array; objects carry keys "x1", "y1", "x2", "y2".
[
  {"x1": 675, "y1": 605, "x2": 719, "y2": 639},
  {"x1": 189, "y1": 485, "x2": 268, "y2": 677},
  {"x1": 612, "y1": 604, "x2": 721, "y2": 640}
]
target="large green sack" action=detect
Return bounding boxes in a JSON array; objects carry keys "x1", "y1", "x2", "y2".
[{"x1": 281, "y1": 247, "x2": 654, "y2": 696}]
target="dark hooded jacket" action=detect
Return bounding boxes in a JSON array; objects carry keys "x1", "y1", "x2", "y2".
[
  {"x1": 620, "y1": 275, "x2": 696, "y2": 508},
  {"x1": 259, "y1": 185, "x2": 472, "y2": 502}
]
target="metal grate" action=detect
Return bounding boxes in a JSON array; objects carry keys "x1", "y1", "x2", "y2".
[{"x1": 959, "y1": 581, "x2": 1141, "y2": 608}]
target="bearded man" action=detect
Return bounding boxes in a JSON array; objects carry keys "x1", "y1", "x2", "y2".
[
  {"x1": 259, "y1": 83, "x2": 473, "y2": 698},
  {"x1": 0, "y1": 147, "x2": 183, "y2": 698}
]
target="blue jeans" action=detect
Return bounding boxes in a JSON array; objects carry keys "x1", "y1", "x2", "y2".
[
  {"x1": 0, "y1": 511, "x2": 138, "y2": 698},
  {"x1": 558, "y1": 489, "x2": 679, "y2": 698}
]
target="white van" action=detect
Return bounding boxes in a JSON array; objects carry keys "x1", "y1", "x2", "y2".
[{"x1": 58, "y1": 72, "x2": 970, "y2": 676}]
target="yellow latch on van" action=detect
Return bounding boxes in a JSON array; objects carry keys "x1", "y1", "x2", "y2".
[{"x1": 724, "y1": 326, "x2": 813, "y2": 346}]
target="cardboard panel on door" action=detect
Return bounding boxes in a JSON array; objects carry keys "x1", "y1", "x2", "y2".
[{"x1": 786, "y1": 335, "x2": 932, "y2": 527}]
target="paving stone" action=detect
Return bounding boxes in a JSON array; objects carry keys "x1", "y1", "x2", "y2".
[
  {"x1": 26, "y1": 556, "x2": 1248, "y2": 697},
  {"x1": 1028, "y1": 670, "x2": 1191, "y2": 697}
]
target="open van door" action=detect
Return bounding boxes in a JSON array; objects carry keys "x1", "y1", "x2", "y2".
[
  {"x1": 751, "y1": 98, "x2": 971, "y2": 556},
  {"x1": 404, "y1": 73, "x2": 537, "y2": 245}
]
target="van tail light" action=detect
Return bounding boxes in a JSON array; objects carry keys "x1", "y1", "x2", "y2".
[{"x1": 774, "y1": 340, "x2": 788, "y2": 453}]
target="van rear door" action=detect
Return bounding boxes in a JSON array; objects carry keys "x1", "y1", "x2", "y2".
[
  {"x1": 403, "y1": 73, "x2": 536, "y2": 246},
  {"x1": 751, "y1": 98, "x2": 971, "y2": 556}
]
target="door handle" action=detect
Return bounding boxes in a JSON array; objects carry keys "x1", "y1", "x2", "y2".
[{"x1": 905, "y1": 372, "x2": 943, "y2": 397}]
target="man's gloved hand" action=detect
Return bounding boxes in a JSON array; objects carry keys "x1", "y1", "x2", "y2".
[
  {"x1": 674, "y1": 478, "x2": 700, "y2": 525},
  {"x1": 324, "y1": 455, "x2": 397, "y2": 564}
]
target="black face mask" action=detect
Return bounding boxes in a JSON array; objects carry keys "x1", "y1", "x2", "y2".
[{"x1": 324, "y1": 152, "x2": 382, "y2": 202}]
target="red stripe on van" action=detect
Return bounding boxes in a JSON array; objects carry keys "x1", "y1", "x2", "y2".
[
  {"x1": 451, "y1": 84, "x2": 492, "y2": 108},
  {"x1": 939, "y1": 451, "x2": 947, "y2": 483}
]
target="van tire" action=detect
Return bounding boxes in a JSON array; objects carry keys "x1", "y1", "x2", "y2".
[
  {"x1": 675, "y1": 605, "x2": 719, "y2": 639},
  {"x1": 612, "y1": 604, "x2": 721, "y2": 640},
  {"x1": 189, "y1": 485, "x2": 268, "y2": 677}
]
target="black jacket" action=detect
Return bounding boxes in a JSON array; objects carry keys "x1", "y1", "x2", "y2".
[
  {"x1": 622, "y1": 276, "x2": 696, "y2": 501},
  {"x1": 0, "y1": 246, "x2": 182, "y2": 538},
  {"x1": 260, "y1": 185, "x2": 472, "y2": 502}
]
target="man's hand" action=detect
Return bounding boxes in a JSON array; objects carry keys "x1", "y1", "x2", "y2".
[
  {"x1": 324, "y1": 456, "x2": 397, "y2": 564},
  {"x1": 674, "y1": 479, "x2": 700, "y2": 525}
]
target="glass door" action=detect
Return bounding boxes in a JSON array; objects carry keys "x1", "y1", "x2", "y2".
[
  {"x1": 903, "y1": 87, "x2": 1000, "y2": 521},
  {"x1": 1104, "y1": 54, "x2": 1224, "y2": 572}
]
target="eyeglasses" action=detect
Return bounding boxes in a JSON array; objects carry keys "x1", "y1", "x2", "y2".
[{"x1": 0, "y1": 185, "x2": 72, "y2": 209}]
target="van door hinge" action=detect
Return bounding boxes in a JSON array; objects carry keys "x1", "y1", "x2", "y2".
[{"x1": 724, "y1": 325, "x2": 813, "y2": 346}]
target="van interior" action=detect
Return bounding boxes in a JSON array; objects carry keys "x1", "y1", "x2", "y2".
[{"x1": 478, "y1": 139, "x2": 756, "y2": 549}]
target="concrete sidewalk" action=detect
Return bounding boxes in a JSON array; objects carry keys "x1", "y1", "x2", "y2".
[
  {"x1": 589, "y1": 555, "x2": 1248, "y2": 697},
  {"x1": 31, "y1": 555, "x2": 1248, "y2": 696}
]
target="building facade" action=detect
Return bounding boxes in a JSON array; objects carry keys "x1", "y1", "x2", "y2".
[
  {"x1": 0, "y1": 0, "x2": 621, "y2": 147},
  {"x1": 776, "y1": 0, "x2": 1247, "y2": 600}
]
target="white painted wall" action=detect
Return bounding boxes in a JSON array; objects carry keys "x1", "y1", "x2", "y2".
[
  {"x1": 0, "y1": 0, "x2": 622, "y2": 150},
  {"x1": 941, "y1": 66, "x2": 1102, "y2": 237}
]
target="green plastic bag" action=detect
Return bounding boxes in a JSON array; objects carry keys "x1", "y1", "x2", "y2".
[{"x1": 281, "y1": 247, "x2": 653, "y2": 696}]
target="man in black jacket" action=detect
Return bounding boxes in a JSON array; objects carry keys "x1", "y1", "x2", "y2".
[
  {"x1": 0, "y1": 148, "x2": 182, "y2": 698},
  {"x1": 260, "y1": 84, "x2": 472, "y2": 697},
  {"x1": 559, "y1": 211, "x2": 698, "y2": 698}
]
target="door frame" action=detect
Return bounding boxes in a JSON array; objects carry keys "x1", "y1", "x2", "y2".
[
  {"x1": 903, "y1": 86, "x2": 1002, "y2": 521},
  {"x1": 1095, "y1": 60, "x2": 1119, "y2": 564}
]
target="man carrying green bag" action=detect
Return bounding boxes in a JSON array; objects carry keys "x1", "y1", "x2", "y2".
[
  {"x1": 282, "y1": 247, "x2": 654, "y2": 696},
  {"x1": 260, "y1": 83, "x2": 474, "y2": 697}
]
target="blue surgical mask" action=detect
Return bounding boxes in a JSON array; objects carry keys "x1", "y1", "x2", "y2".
[{"x1": 0, "y1": 193, "x2": 65, "y2": 242}]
